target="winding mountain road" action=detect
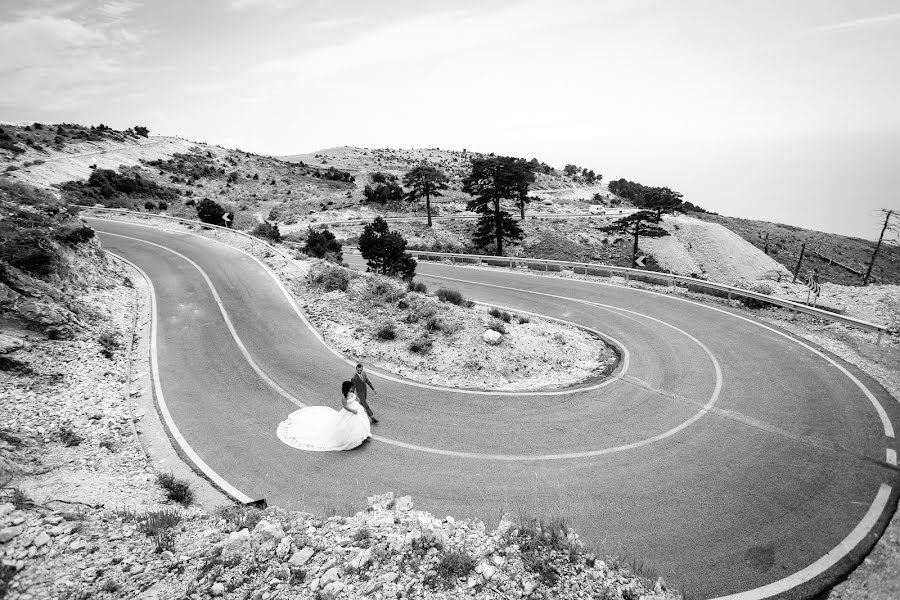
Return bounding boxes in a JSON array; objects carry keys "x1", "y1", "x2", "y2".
[{"x1": 88, "y1": 218, "x2": 900, "y2": 600}]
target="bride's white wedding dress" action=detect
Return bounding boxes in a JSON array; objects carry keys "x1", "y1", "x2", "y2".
[{"x1": 277, "y1": 393, "x2": 371, "y2": 451}]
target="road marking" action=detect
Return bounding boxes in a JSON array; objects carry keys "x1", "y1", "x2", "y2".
[
  {"x1": 102, "y1": 249, "x2": 254, "y2": 504},
  {"x1": 97, "y1": 227, "x2": 721, "y2": 461},
  {"x1": 412, "y1": 265, "x2": 896, "y2": 439},
  {"x1": 707, "y1": 483, "x2": 892, "y2": 600},
  {"x1": 101, "y1": 231, "x2": 305, "y2": 408},
  {"x1": 888, "y1": 449, "x2": 897, "y2": 466},
  {"x1": 90, "y1": 218, "x2": 627, "y2": 396}
]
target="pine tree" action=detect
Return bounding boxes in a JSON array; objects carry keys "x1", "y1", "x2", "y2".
[
  {"x1": 462, "y1": 156, "x2": 533, "y2": 255},
  {"x1": 358, "y1": 217, "x2": 417, "y2": 279},
  {"x1": 403, "y1": 164, "x2": 448, "y2": 227},
  {"x1": 601, "y1": 211, "x2": 668, "y2": 268}
]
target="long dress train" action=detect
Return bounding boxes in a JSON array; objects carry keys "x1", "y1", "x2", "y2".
[{"x1": 277, "y1": 393, "x2": 371, "y2": 451}]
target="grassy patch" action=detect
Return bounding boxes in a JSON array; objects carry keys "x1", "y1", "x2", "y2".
[
  {"x1": 435, "y1": 550, "x2": 476, "y2": 586},
  {"x1": 488, "y1": 307, "x2": 512, "y2": 323},
  {"x1": 156, "y1": 472, "x2": 194, "y2": 506}
]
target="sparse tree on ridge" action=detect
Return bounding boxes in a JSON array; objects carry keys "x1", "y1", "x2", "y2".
[
  {"x1": 462, "y1": 156, "x2": 533, "y2": 255},
  {"x1": 642, "y1": 187, "x2": 683, "y2": 218},
  {"x1": 601, "y1": 210, "x2": 669, "y2": 269},
  {"x1": 403, "y1": 164, "x2": 448, "y2": 227}
]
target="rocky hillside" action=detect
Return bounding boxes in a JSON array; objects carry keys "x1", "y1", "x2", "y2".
[{"x1": 0, "y1": 180, "x2": 121, "y2": 339}]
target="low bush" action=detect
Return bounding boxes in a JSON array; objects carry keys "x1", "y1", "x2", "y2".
[
  {"x1": 404, "y1": 303, "x2": 436, "y2": 324},
  {"x1": 488, "y1": 307, "x2": 512, "y2": 323},
  {"x1": 144, "y1": 201, "x2": 156, "y2": 210},
  {"x1": 407, "y1": 280, "x2": 427, "y2": 294},
  {"x1": 313, "y1": 266, "x2": 349, "y2": 292},
  {"x1": 376, "y1": 323, "x2": 396, "y2": 341},
  {"x1": 436, "y1": 288, "x2": 465, "y2": 305},
  {"x1": 424, "y1": 316, "x2": 443, "y2": 332},
  {"x1": 0, "y1": 233, "x2": 56, "y2": 277},
  {"x1": 487, "y1": 320, "x2": 507, "y2": 334},
  {"x1": 251, "y1": 220, "x2": 281, "y2": 243},
  {"x1": 157, "y1": 472, "x2": 194, "y2": 506},
  {"x1": 53, "y1": 224, "x2": 95, "y2": 245},
  {"x1": 409, "y1": 335, "x2": 432, "y2": 354},
  {"x1": 435, "y1": 550, "x2": 476, "y2": 585},
  {"x1": 58, "y1": 425, "x2": 83, "y2": 447},
  {"x1": 97, "y1": 330, "x2": 121, "y2": 359},
  {"x1": 517, "y1": 314, "x2": 531, "y2": 324},
  {"x1": 369, "y1": 278, "x2": 405, "y2": 303}
]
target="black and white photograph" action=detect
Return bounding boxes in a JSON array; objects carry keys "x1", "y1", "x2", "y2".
[{"x1": 1, "y1": 1, "x2": 899, "y2": 599}]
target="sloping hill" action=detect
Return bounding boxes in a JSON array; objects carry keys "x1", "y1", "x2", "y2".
[{"x1": 640, "y1": 215, "x2": 791, "y2": 283}]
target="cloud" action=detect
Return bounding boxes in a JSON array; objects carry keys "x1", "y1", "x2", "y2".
[
  {"x1": 808, "y1": 12, "x2": 900, "y2": 33},
  {"x1": 98, "y1": 0, "x2": 140, "y2": 18},
  {"x1": 229, "y1": 0, "x2": 288, "y2": 10},
  {"x1": 0, "y1": 5, "x2": 143, "y2": 111},
  {"x1": 258, "y1": 2, "x2": 587, "y2": 80}
]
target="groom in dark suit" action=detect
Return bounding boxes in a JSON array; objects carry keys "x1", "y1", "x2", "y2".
[{"x1": 351, "y1": 363, "x2": 378, "y2": 423}]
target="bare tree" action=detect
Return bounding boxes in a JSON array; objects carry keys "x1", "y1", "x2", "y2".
[{"x1": 863, "y1": 209, "x2": 898, "y2": 286}]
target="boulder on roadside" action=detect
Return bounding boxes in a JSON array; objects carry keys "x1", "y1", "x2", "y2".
[
  {"x1": 482, "y1": 329, "x2": 502, "y2": 345},
  {"x1": 252, "y1": 519, "x2": 285, "y2": 542},
  {"x1": 222, "y1": 529, "x2": 251, "y2": 561}
]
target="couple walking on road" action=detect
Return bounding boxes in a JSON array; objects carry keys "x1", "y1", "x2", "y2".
[{"x1": 277, "y1": 363, "x2": 379, "y2": 452}]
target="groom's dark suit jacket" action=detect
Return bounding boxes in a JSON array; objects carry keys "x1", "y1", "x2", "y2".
[{"x1": 351, "y1": 372, "x2": 375, "y2": 417}]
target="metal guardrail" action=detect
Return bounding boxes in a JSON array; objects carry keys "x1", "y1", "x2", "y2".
[
  {"x1": 388, "y1": 248, "x2": 890, "y2": 341},
  {"x1": 312, "y1": 209, "x2": 637, "y2": 229},
  {"x1": 82, "y1": 207, "x2": 890, "y2": 342}
]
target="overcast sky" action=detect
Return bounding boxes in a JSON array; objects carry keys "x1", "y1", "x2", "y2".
[{"x1": 1, "y1": 0, "x2": 898, "y2": 241}]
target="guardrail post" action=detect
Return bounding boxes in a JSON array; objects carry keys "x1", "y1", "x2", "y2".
[
  {"x1": 625, "y1": 271, "x2": 629, "y2": 283},
  {"x1": 544, "y1": 261, "x2": 548, "y2": 272},
  {"x1": 727, "y1": 290, "x2": 731, "y2": 301},
  {"x1": 877, "y1": 330, "x2": 883, "y2": 346},
  {"x1": 509, "y1": 259, "x2": 513, "y2": 270}
]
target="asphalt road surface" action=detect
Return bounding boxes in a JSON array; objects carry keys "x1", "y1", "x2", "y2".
[{"x1": 89, "y1": 218, "x2": 900, "y2": 600}]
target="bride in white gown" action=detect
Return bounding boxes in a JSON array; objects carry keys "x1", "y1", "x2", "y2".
[{"x1": 277, "y1": 381, "x2": 372, "y2": 451}]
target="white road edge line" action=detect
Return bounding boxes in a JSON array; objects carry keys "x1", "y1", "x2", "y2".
[
  {"x1": 888, "y1": 449, "x2": 897, "y2": 466},
  {"x1": 707, "y1": 483, "x2": 892, "y2": 600},
  {"x1": 104, "y1": 250, "x2": 254, "y2": 504}
]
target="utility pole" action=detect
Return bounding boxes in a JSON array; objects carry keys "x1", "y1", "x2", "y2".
[
  {"x1": 863, "y1": 209, "x2": 894, "y2": 286},
  {"x1": 792, "y1": 242, "x2": 806, "y2": 283}
]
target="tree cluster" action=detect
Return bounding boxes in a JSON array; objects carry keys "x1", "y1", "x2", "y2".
[
  {"x1": 607, "y1": 178, "x2": 684, "y2": 215},
  {"x1": 363, "y1": 173, "x2": 403, "y2": 205},
  {"x1": 195, "y1": 199, "x2": 232, "y2": 227},
  {"x1": 303, "y1": 227, "x2": 343, "y2": 263}
]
